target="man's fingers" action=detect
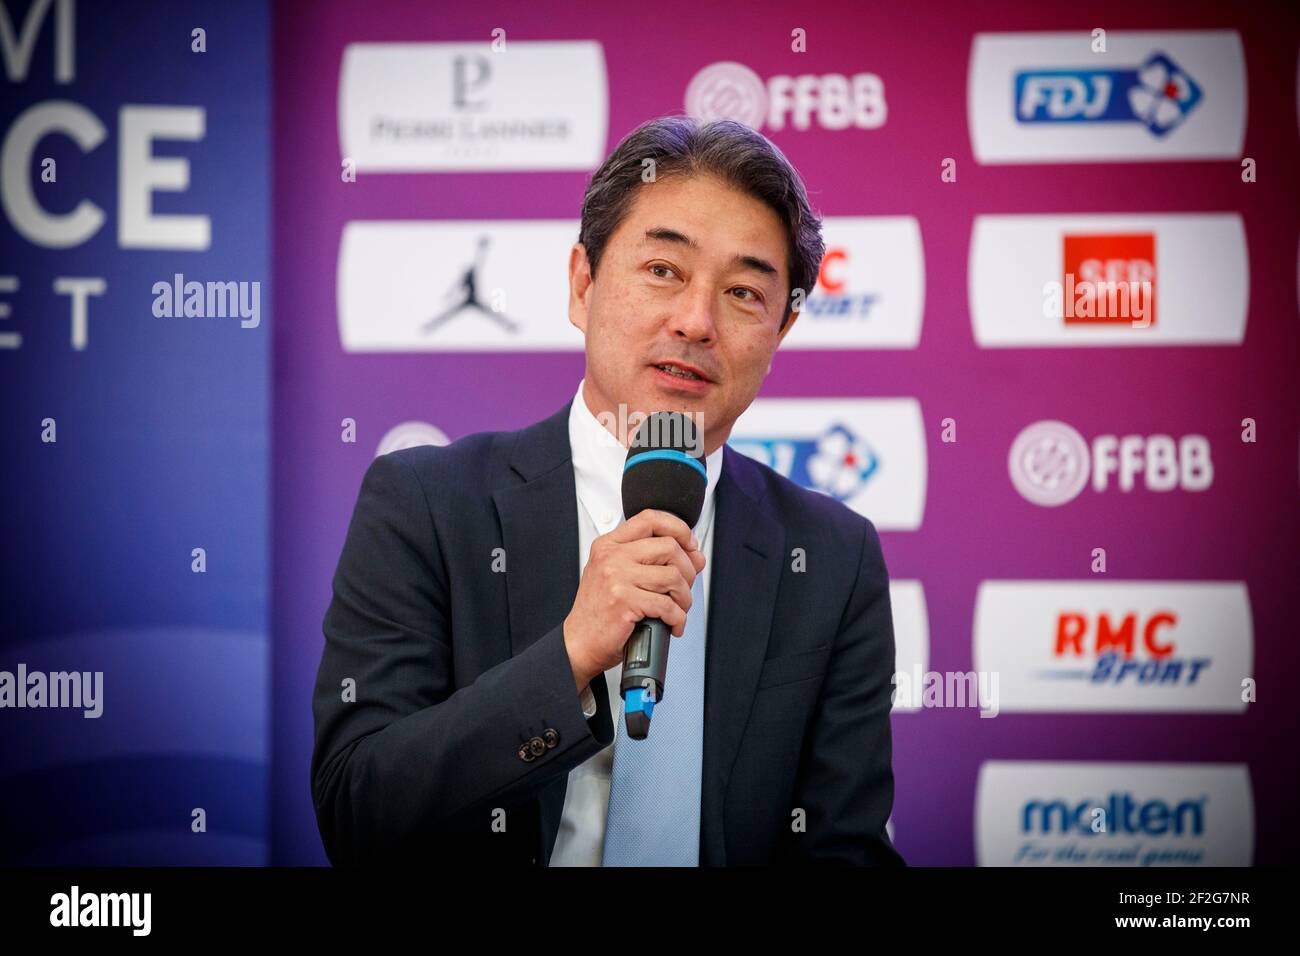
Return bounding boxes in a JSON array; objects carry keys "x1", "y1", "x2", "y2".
[
  {"x1": 631, "y1": 564, "x2": 693, "y2": 612},
  {"x1": 620, "y1": 536, "x2": 699, "y2": 586},
  {"x1": 606, "y1": 508, "x2": 697, "y2": 552},
  {"x1": 636, "y1": 590, "x2": 687, "y2": 635}
]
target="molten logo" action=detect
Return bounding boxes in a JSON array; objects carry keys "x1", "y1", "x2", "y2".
[{"x1": 1021, "y1": 793, "x2": 1206, "y2": 836}]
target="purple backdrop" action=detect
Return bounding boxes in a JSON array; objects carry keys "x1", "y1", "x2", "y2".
[{"x1": 272, "y1": 0, "x2": 1300, "y2": 864}]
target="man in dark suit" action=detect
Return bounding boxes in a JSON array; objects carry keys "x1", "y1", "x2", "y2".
[{"x1": 311, "y1": 115, "x2": 903, "y2": 866}]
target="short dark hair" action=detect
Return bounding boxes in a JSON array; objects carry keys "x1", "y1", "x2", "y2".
[{"x1": 578, "y1": 115, "x2": 824, "y2": 331}]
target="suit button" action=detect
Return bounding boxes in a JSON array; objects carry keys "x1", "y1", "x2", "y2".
[
  {"x1": 528, "y1": 735, "x2": 547, "y2": 757},
  {"x1": 542, "y1": 728, "x2": 560, "y2": 749},
  {"x1": 517, "y1": 743, "x2": 535, "y2": 762}
]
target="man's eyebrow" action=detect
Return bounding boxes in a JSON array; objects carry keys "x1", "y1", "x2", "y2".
[
  {"x1": 643, "y1": 227, "x2": 697, "y2": 249},
  {"x1": 734, "y1": 254, "x2": 779, "y2": 279},
  {"x1": 643, "y1": 227, "x2": 781, "y2": 280}
]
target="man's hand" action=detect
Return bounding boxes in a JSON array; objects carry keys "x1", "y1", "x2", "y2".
[{"x1": 562, "y1": 508, "x2": 707, "y2": 693}]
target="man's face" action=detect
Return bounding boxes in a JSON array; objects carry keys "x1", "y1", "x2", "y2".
[{"x1": 568, "y1": 173, "x2": 800, "y2": 454}]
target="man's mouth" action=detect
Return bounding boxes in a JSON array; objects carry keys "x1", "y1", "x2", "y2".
[{"x1": 652, "y1": 361, "x2": 709, "y2": 383}]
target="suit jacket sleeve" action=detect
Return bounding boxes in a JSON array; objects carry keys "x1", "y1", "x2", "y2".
[
  {"x1": 787, "y1": 516, "x2": 905, "y2": 865},
  {"x1": 309, "y1": 451, "x2": 613, "y2": 865}
]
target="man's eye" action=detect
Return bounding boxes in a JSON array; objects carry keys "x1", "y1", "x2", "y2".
[
  {"x1": 649, "y1": 264, "x2": 676, "y2": 279},
  {"x1": 730, "y1": 287, "x2": 760, "y2": 302}
]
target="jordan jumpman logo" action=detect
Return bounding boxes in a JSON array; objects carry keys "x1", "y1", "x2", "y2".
[{"x1": 422, "y1": 236, "x2": 520, "y2": 334}]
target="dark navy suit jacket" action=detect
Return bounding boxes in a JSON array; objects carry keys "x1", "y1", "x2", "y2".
[{"x1": 310, "y1": 399, "x2": 903, "y2": 866}]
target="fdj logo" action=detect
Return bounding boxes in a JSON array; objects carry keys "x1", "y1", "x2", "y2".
[
  {"x1": 731, "y1": 424, "x2": 879, "y2": 500},
  {"x1": 1014, "y1": 52, "x2": 1202, "y2": 137}
]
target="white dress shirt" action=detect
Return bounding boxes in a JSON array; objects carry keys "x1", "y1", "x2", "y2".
[{"x1": 548, "y1": 378, "x2": 723, "y2": 866}]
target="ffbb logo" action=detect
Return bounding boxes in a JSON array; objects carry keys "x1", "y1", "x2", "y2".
[
  {"x1": 685, "y1": 61, "x2": 886, "y2": 132},
  {"x1": 1008, "y1": 420, "x2": 1212, "y2": 507}
]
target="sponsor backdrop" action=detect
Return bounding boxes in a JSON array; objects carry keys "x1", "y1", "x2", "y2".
[
  {"x1": 3, "y1": 0, "x2": 1296, "y2": 867},
  {"x1": 272, "y1": 0, "x2": 1299, "y2": 867},
  {"x1": 1, "y1": 0, "x2": 270, "y2": 862}
]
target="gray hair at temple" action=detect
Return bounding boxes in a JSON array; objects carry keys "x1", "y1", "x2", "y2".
[{"x1": 577, "y1": 115, "x2": 825, "y2": 331}]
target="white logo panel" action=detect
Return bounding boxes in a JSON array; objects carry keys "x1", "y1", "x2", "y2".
[
  {"x1": 970, "y1": 214, "x2": 1248, "y2": 347},
  {"x1": 339, "y1": 42, "x2": 608, "y2": 171},
  {"x1": 976, "y1": 762, "x2": 1254, "y2": 866},
  {"x1": 729, "y1": 398, "x2": 926, "y2": 531},
  {"x1": 890, "y1": 580, "x2": 929, "y2": 713},
  {"x1": 788, "y1": 217, "x2": 924, "y2": 349},
  {"x1": 338, "y1": 220, "x2": 580, "y2": 351},
  {"x1": 973, "y1": 581, "x2": 1253, "y2": 713},
  {"x1": 969, "y1": 31, "x2": 1246, "y2": 163}
]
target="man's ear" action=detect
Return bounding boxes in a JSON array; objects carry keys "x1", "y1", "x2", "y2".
[
  {"x1": 776, "y1": 302, "x2": 802, "y2": 346},
  {"x1": 765, "y1": 298, "x2": 802, "y2": 374},
  {"x1": 568, "y1": 242, "x2": 593, "y2": 334}
]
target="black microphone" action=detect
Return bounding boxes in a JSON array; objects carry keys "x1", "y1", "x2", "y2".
[{"x1": 619, "y1": 411, "x2": 707, "y2": 739}]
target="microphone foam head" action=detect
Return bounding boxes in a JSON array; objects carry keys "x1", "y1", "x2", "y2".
[{"x1": 621, "y1": 411, "x2": 707, "y2": 527}]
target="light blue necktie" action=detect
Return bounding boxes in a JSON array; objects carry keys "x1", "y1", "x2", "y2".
[{"x1": 601, "y1": 566, "x2": 706, "y2": 866}]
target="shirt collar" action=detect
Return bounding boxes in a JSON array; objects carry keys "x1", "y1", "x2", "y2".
[{"x1": 568, "y1": 378, "x2": 723, "y2": 539}]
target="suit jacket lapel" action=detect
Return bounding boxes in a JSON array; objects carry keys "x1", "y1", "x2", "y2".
[
  {"x1": 493, "y1": 403, "x2": 580, "y2": 663},
  {"x1": 700, "y1": 445, "x2": 785, "y2": 865},
  {"x1": 491, "y1": 400, "x2": 613, "y2": 862}
]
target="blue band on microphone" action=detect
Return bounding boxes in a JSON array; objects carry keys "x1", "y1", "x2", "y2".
[
  {"x1": 623, "y1": 687, "x2": 656, "y2": 719},
  {"x1": 623, "y1": 449, "x2": 707, "y2": 480}
]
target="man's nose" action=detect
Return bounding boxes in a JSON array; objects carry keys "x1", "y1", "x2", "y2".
[{"x1": 668, "y1": 284, "x2": 717, "y2": 343}]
